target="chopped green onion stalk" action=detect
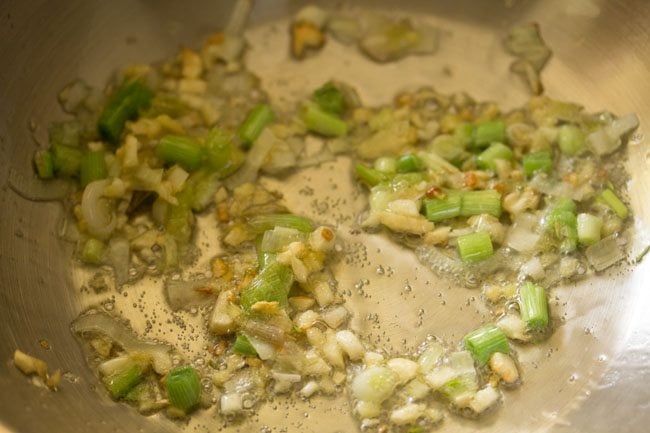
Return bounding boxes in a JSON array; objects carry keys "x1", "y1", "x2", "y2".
[
  {"x1": 518, "y1": 282, "x2": 549, "y2": 331},
  {"x1": 233, "y1": 334, "x2": 258, "y2": 357},
  {"x1": 423, "y1": 194, "x2": 462, "y2": 222},
  {"x1": 49, "y1": 121, "x2": 83, "y2": 148},
  {"x1": 557, "y1": 125, "x2": 585, "y2": 155},
  {"x1": 165, "y1": 189, "x2": 194, "y2": 257},
  {"x1": 81, "y1": 238, "x2": 105, "y2": 264},
  {"x1": 156, "y1": 135, "x2": 204, "y2": 171},
  {"x1": 204, "y1": 128, "x2": 233, "y2": 171},
  {"x1": 464, "y1": 324, "x2": 510, "y2": 365},
  {"x1": 545, "y1": 198, "x2": 578, "y2": 253},
  {"x1": 429, "y1": 134, "x2": 468, "y2": 163},
  {"x1": 240, "y1": 261, "x2": 294, "y2": 312},
  {"x1": 599, "y1": 189, "x2": 628, "y2": 219},
  {"x1": 255, "y1": 236, "x2": 278, "y2": 269},
  {"x1": 460, "y1": 190, "x2": 502, "y2": 217},
  {"x1": 454, "y1": 123, "x2": 475, "y2": 148},
  {"x1": 457, "y1": 231, "x2": 494, "y2": 263},
  {"x1": 52, "y1": 144, "x2": 83, "y2": 177},
  {"x1": 247, "y1": 213, "x2": 313, "y2": 234},
  {"x1": 438, "y1": 373, "x2": 479, "y2": 403},
  {"x1": 239, "y1": 104, "x2": 275, "y2": 146},
  {"x1": 33, "y1": 150, "x2": 54, "y2": 179},
  {"x1": 98, "y1": 80, "x2": 154, "y2": 143},
  {"x1": 472, "y1": 121, "x2": 506, "y2": 149},
  {"x1": 312, "y1": 82, "x2": 347, "y2": 116},
  {"x1": 396, "y1": 153, "x2": 422, "y2": 173},
  {"x1": 302, "y1": 104, "x2": 348, "y2": 137},
  {"x1": 103, "y1": 361, "x2": 147, "y2": 399},
  {"x1": 355, "y1": 163, "x2": 390, "y2": 187},
  {"x1": 522, "y1": 150, "x2": 553, "y2": 177},
  {"x1": 166, "y1": 366, "x2": 202, "y2": 413},
  {"x1": 80, "y1": 151, "x2": 107, "y2": 187},
  {"x1": 577, "y1": 213, "x2": 603, "y2": 246},
  {"x1": 477, "y1": 142, "x2": 513, "y2": 171}
]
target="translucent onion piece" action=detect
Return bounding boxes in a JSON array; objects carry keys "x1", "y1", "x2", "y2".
[
  {"x1": 164, "y1": 278, "x2": 214, "y2": 311},
  {"x1": 107, "y1": 237, "x2": 130, "y2": 286},
  {"x1": 585, "y1": 235, "x2": 625, "y2": 271},
  {"x1": 72, "y1": 312, "x2": 172, "y2": 374},
  {"x1": 81, "y1": 179, "x2": 116, "y2": 240}
]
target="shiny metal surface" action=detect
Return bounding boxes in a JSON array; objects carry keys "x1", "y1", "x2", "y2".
[{"x1": 1, "y1": 1, "x2": 649, "y2": 432}]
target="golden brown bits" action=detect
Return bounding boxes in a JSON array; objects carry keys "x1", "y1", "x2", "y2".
[
  {"x1": 211, "y1": 258, "x2": 229, "y2": 279},
  {"x1": 464, "y1": 171, "x2": 478, "y2": 188},
  {"x1": 291, "y1": 22, "x2": 325, "y2": 59},
  {"x1": 320, "y1": 227, "x2": 334, "y2": 242},
  {"x1": 425, "y1": 185, "x2": 445, "y2": 199}
]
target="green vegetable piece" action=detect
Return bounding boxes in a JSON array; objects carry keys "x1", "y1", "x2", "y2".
[
  {"x1": 239, "y1": 104, "x2": 275, "y2": 146},
  {"x1": 396, "y1": 153, "x2": 422, "y2": 173},
  {"x1": 52, "y1": 144, "x2": 83, "y2": 177},
  {"x1": 599, "y1": 189, "x2": 628, "y2": 219},
  {"x1": 98, "y1": 80, "x2": 154, "y2": 143},
  {"x1": 204, "y1": 128, "x2": 234, "y2": 171},
  {"x1": 477, "y1": 142, "x2": 513, "y2": 171},
  {"x1": 558, "y1": 124, "x2": 585, "y2": 155},
  {"x1": 166, "y1": 366, "x2": 202, "y2": 413},
  {"x1": 460, "y1": 190, "x2": 502, "y2": 217},
  {"x1": 522, "y1": 150, "x2": 553, "y2": 177},
  {"x1": 302, "y1": 104, "x2": 348, "y2": 137},
  {"x1": 355, "y1": 163, "x2": 390, "y2": 187},
  {"x1": 423, "y1": 194, "x2": 462, "y2": 222},
  {"x1": 438, "y1": 373, "x2": 479, "y2": 402},
  {"x1": 454, "y1": 123, "x2": 475, "y2": 148},
  {"x1": 255, "y1": 235, "x2": 277, "y2": 269},
  {"x1": 49, "y1": 121, "x2": 83, "y2": 148},
  {"x1": 81, "y1": 238, "x2": 105, "y2": 264},
  {"x1": 80, "y1": 150, "x2": 107, "y2": 187},
  {"x1": 247, "y1": 213, "x2": 313, "y2": 234},
  {"x1": 156, "y1": 135, "x2": 205, "y2": 171},
  {"x1": 472, "y1": 121, "x2": 506, "y2": 149},
  {"x1": 464, "y1": 324, "x2": 510, "y2": 365},
  {"x1": 457, "y1": 231, "x2": 494, "y2": 263},
  {"x1": 518, "y1": 282, "x2": 549, "y2": 331},
  {"x1": 429, "y1": 135, "x2": 468, "y2": 164},
  {"x1": 545, "y1": 197, "x2": 578, "y2": 253},
  {"x1": 165, "y1": 190, "x2": 194, "y2": 256},
  {"x1": 103, "y1": 361, "x2": 147, "y2": 399},
  {"x1": 240, "y1": 261, "x2": 294, "y2": 312},
  {"x1": 312, "y1": 82, "x2": 347, "y2": 116},
  {"x1": 143, "y1": 94, "x2": 189, "y2": 118},
  {"x1": 33, "y1": 150, "x2": 54, "y2": 179},
  {"x1": 577, "y1": 213, "x2": 603, "y2": 246},
  {"x1": 233, "y1": 334, "x2": 258, "y2": 357}
]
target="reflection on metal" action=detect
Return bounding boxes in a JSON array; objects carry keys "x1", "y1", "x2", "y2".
[{"x1": 0, "y1": 0, "x2": 648, "y2": 432}]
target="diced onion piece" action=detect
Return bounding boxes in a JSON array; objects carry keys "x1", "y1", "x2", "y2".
[
  {"x1": 209, "y1": 290, "x2": 237, "y2": 336},
  {"x1": 520, "y1": 256, "x2": 544, "y2": 281},
  {"x1": 390, "y1": 403, "x2": 426, "y2": 425},
  {"x1": 322, "y1": 306, "x2": 349, "y2": 329},
  {"x1": 469, "y1": 386, "x2": 500, "y2": 414},
  {"x1": 364, "y1": 352, "x2": 385, "y2": 366},
  {"x1": 355, "y1": 400, "x2": 382, "y2": 418},
  {"x1": 351, "y1": 366, "x2": 398, "y2": 403},
  {"x1": 299, "y1": 380, "x2": 320, "y2": 398},
  {"x1": 386, "y1": 358, "x2": 418, "y2": 384},
  {"x1": 424, "y1": 366, "x2": 456, "y2": 390},
  {"x1": 505, "y1": 225, "x2": 540, "y2": 253},
  {"x1": 418, "y1": 343, "x2": 444, "y2": 373},
  {"x1": 220, "y1": 393, "x2": 243, "y2": 415},
  {"x1": 335, "y1": 330, "x2": 365, "y2": 361},
  {"x1": 585, "y1": 235, "x2": 625, "y2": 271},
  {"x1": 489, "y1": 352, "x2": 519, "y2": 384},
  {"x1": 496, "y1": 313, "x2": 530, "y2": 342},
  {"x1": 81, "y1": 179, "x2": 116, "y2": 240},
  {"x1": 402, "y1": 378, "x2": 430, "y2": 401}
]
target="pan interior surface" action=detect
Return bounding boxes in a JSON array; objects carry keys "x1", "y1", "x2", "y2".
[{"x1": 0, "y1": 1, "x2": 649, "y2": 432}]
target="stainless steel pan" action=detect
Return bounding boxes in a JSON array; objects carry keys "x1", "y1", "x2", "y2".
[{"x1": 1, "y1": 1, "x2": 649, "y2": 432}]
